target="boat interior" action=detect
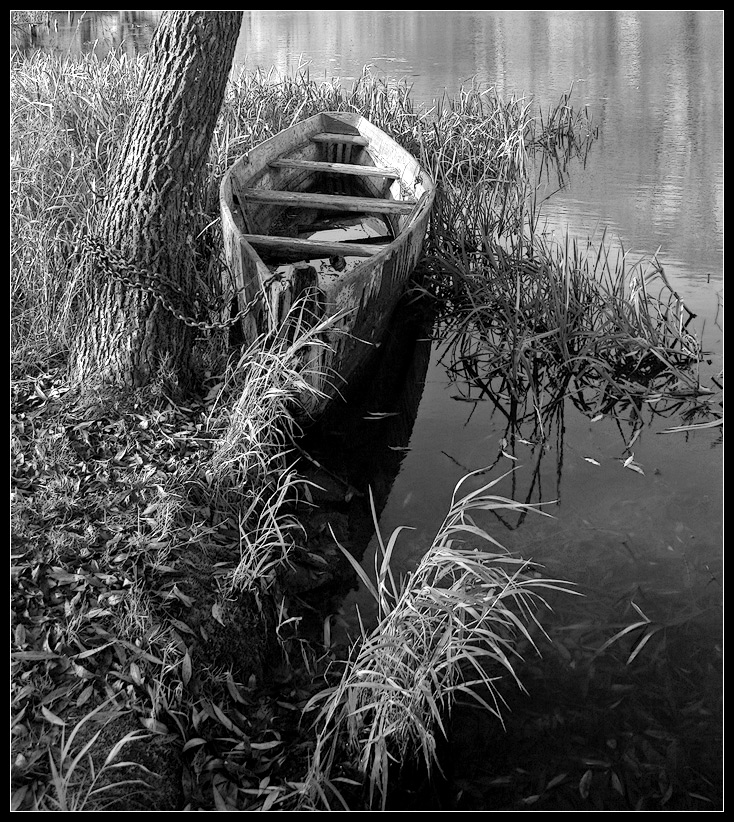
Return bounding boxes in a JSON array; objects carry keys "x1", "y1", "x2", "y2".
[{"x1": 229, "y1": 114, "x2": 421, "y2": 279}]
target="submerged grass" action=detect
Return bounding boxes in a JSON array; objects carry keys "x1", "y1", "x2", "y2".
[{"x1": 431, "y1": 233, "x2": 707, "y2": 425}]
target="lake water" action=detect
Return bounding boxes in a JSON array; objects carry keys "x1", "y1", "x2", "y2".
[{"x1": 15, "y1": 10, "x2": 723, "y2": 810}]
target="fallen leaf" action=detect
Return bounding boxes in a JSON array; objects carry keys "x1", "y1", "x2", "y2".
[
  {"x1": 76, "y1": 685, "x2": 95, "y2": 707},
  {"x1": 11, "y1": 786, "x2": 28, "y2": 812},
  {"x1": 40, "y1": 705, "x2": 65, "y2": 726},
  {"x1": 129, "y1": 662, "x2": 143, "y2": 685},
  {"x1": 172, "y1": 586, "x2": 194, "y2": 608},
  {"x1": 545, "y1": 772, "x2": 568, "y2": 790},
  {"x1": 579, "y1": 768, "x2": 593, "y2": 799},
  {"x1": 168, "y1": 617, "x2": 196, "y2": 636},
  {"x1": 11, "y1": 650, "x2": 61, "y2": 661},
  {"x1": 260, "y1": 790, "x2": 279, "y2": 812},
  {"x1": 251, "y1": 740, "x2": 281, "y2": 751},
  {"x1": 181, "y1": 651, "x2": 192, "y2": 686},
  {"x1": 212, "y1": 783, "x2": 232, "y2": 812},
  {"x1": 611, "y1": 770, "x2": 625, "y2": 795},
  {"x1": 141, "y1": 717, "x2": 169, "y2": 734},
  {"x1": 225, "y1": 674, "x2": 248, "y2": 705}
]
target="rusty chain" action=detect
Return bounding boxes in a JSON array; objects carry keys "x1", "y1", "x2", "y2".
[{"x1": 82, "y1": 234, "x2": 268, "y2": 332}]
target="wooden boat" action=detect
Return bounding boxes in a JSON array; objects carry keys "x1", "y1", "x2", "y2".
[{"x1": 219, "y1": 111, "x2": 435, "y2": 418}]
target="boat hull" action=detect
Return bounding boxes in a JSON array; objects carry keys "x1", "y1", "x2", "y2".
[{"x1": 219, "y1": 111, "x2": 435, "y2": 418}]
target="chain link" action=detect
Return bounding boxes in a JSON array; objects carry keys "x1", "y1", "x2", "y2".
[{"x1": 82, "y1": 235, "x2": 267, "y2": 332}]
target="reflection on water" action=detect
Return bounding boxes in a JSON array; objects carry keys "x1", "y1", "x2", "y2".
[{"x1": 10, "y1": 10, "x2": 163, "y2": 57}]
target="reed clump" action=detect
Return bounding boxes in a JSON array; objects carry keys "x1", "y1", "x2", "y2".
[
  {"x1": 204, "y1": 308, "x2": 342, "y2": 594},
  {"x1": 298, "y1": 471, "x2": 574, "y2": 810},
  {"x1": 424, "y1": 228, "x2": 708, "y2": 435}
]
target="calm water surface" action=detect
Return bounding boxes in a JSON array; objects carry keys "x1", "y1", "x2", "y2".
[{"x1": 16, "y1": 10, "x2": 723, "y2": 809}]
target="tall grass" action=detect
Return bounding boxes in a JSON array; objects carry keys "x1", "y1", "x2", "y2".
[
  {"x1": 204, "y1": 306, "x2": 341, "y2": 594},
  {"x1": 297, "y1": 470, "x2": 574, "y2": 810},
  {"x1": 531, "y1": 84, "x2": 599, "y2": 188},
  {"x1": 11, "y1": 51, "x2": 143, "y2": 366}
]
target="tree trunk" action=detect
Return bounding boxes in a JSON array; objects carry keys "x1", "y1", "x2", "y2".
[{"x1": 72, "y1": 10, "x2": 243, "y2": 389}]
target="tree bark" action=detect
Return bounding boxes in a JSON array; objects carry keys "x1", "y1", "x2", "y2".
[{"x1": 72, "y1": 10, "x2": 243, "y2": 389}]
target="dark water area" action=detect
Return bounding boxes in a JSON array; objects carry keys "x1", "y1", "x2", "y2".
[{"x1": 14, "y1": 10, "x2": 723, "y2": 810}]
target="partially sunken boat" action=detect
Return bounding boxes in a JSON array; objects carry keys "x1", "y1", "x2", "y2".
[{"x1": 219, "y1": 111, "x2": 435, "y2": 418}]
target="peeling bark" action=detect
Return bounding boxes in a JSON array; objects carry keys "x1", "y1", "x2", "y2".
[{"x1": 72, "y1": 10, "x2": 243, "y2": 388}]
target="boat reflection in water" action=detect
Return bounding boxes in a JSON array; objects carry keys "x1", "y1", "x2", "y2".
[{"x1": 285, "y1": 297, "x2": 434, "y2": 631}]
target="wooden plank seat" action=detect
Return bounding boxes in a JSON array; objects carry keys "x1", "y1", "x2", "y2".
[
  {"x1": 241, "y1": 233, "x2": 387, "y2": 259},
  {"x1": 310, "y1": 132, "x2": 369, "y2": 146},
  {"x1": 269, "y1": 158, "x2": 401, "y2": 179},
  {"x1": 241, "y1": 188, "x2": 417, "y2": 214}
]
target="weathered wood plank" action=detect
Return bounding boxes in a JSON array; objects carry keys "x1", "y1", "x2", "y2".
[
  {"x1": 311, "y1": 132, "x2": 369, "y2": 146},
  {"x1": 269, "y1": 158, "x2": 401, "y2": 179},
  {"x1": 241, "y1": 188, "x2": 417, "y2": 214},
  {"x1": 242, "y1": 233, "x2": 384, "y2": 258},
  {"x1": 268, "y1": 263, "x2": 323, "y2": 329}
]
